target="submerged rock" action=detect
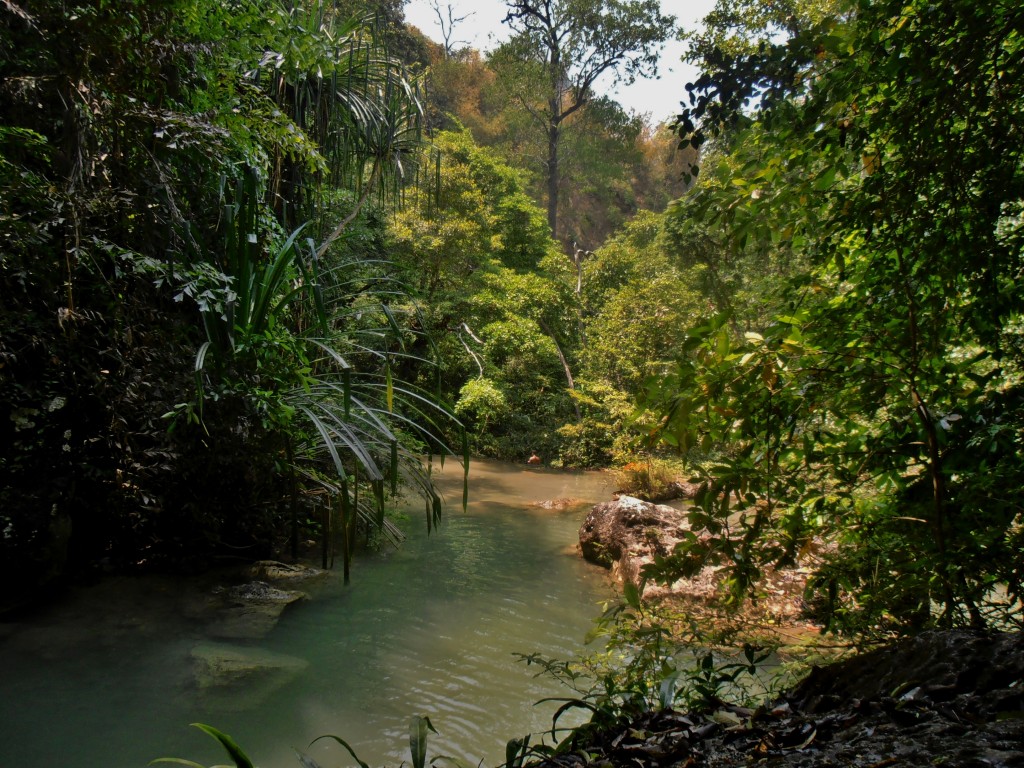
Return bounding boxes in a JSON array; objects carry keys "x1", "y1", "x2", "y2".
[
  {"x1": 191, "y1": 642, "x2": 308, "y2": 710},
  {"x1": 224, "y1": 581, "x2": 302, "y2": 601},
  {"x1": 531, "y1": 497, "x2": 589, "y2": 511}
]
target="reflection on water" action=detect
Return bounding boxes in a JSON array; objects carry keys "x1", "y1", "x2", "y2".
[{"x1": 0, "y1": 460, "x2": 614, "y2": 768}]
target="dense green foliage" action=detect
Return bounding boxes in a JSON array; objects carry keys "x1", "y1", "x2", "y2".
[
  {"x1": 639, "y1": 0, "x2": 1024, "y2": 636},
  {"x1": 8, "y1": 1, "x2": 1024, "y2": 766},
  {"x1": 389, "y1": 129, "x2": 578, "y2": 461},
  {"x1": 0, "y1": 0, "x2": 461, "y2": 596},
  {"x1": 421, "y1": 39, "x2": 690, "y2": 250}
]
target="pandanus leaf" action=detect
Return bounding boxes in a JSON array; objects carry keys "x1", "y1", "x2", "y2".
[
  {"x1": 373, "y1": 478, "x2": 385, "y2": 528},
  {"x1": 385, "y1": 359, "x2": 394, "y2": 413},
  {"x1": 505, "y1": 735, "x2": 531, "y2": 768},
  {"x1": 248, "y1": 223, "x2": 310, "y2": 336}
]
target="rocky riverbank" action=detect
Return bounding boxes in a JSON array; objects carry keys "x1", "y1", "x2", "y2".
[
  {"x1": 569, "y1": 496, "x2": 1023, "y2": 768},
  {"x1": 528, "y1": 630, "x2": 1024, "y2": 768},
  {"x1": 578, "y1": 495, "x2": 820, "y2": 641}
]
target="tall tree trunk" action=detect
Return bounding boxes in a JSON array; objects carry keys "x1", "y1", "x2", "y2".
[
  {"x1": 538, "y1": 318, "x2": 580, "y2": 421},
  {"x1": 546, "y1": 118, "x2": 559, "y2": 239}
]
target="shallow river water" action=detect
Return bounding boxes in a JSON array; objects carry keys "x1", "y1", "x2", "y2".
[{"x1": 0, "y1": 460, "x2": 615, "y2": 768}]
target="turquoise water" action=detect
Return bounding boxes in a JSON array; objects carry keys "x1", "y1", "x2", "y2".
[{"x1": 0, "y1": 461, "x2": 614, "y2": 768}]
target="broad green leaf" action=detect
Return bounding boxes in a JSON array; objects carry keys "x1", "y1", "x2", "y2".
[
  {"x1": 409, "y1": 715, "x2": 438, "y2": 768},
  {"x1": 189, "y1": 724, "x2": 254, "y2": 768},
  {"x1": 622, "y1": 579, "x2": 642, "y2": 609}
]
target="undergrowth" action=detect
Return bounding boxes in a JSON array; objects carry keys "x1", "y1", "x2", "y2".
[{"x1": 614, "y1": 456, "x2": 689, "y2": 501}]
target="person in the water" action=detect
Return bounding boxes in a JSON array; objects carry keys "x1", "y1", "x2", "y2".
[{"x1": 527, "y1": 452, "x2": 541, "y2": 465}]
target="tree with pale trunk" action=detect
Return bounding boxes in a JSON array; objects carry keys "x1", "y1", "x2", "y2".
[{"x1": 492, "y1": 0, "x2": 675, "y2": 242}]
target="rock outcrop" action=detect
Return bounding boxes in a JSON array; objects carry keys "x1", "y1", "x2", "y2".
[
  {"x1": 631, "y1": 480, "x2": 702, "y2": 503},
  {"x1": 246, "y1": 560, "x2": 327, "y2": 583},
  {"x1": 578, "y1": 496, "x2": 814, "y2": 628},
  {"x1": 178, "y1": 561, "x2": 325, "y2": 641},
  {"x1": 579, "y1": 495, "x2": 695, "y2": 585},
  {"x1": 203, "y1": 581, "x2": 308, "y2": 640}
]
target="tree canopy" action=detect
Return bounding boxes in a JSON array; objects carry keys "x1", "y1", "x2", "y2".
[{"x1": 491, "y1": 0, "x2": 676, "y2": 241}]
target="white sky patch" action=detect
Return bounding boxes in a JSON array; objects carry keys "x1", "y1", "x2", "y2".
[{"x1": 402, "y1": 0, "x2": 717, "y2": 125}]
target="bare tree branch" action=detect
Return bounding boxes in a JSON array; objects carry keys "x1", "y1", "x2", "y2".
[{"x1": 430, "y1": 0, "x2": 474, "y2": 58}]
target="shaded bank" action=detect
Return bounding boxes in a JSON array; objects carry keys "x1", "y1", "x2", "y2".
[{"x1": 526, "y1": 630, "x2": 1024, "y2": 768}]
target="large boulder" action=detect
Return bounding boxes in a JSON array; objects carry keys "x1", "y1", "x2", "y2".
[
  {"x1": 579, "y1": 496, "x2": 818, "y2": 633},
  {"x1": 579, "y1": 496, "x2": 693, "y2": 581}
]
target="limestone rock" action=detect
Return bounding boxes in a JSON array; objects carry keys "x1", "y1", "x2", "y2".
[
  {"x1": 205, "y1": 581, "x2": 307, "y2": 640},
  {"x1": 579, "y1": 495, "x2": 691, "y2": 573},
  {"x1": 580, "y1": 496, "x2": 818, "y2": 630},
  {"x1": 631, "y1": 480, "x2": 703, "y2": 503},
  {"x1": 578, "y1": 496, "x2": 725, "y2": 604}
]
